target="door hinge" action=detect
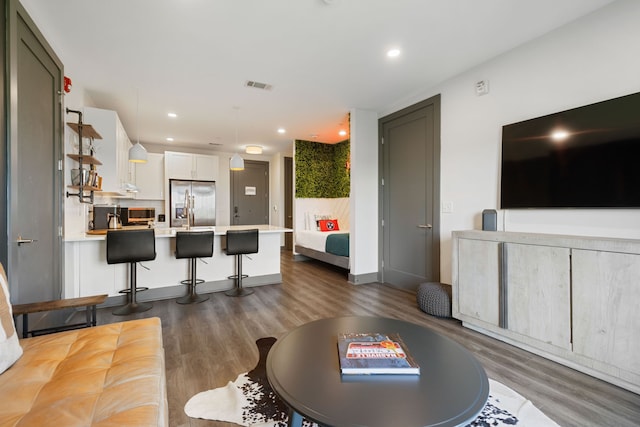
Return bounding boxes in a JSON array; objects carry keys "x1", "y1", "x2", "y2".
[
  {"x1": 58, "y1": 159, "x2": 63, "y2": 171},
  {"x1": 58, "y1": 226, "x2": 63, "y2": 237},
  {"x1": 381, "y1": 219, "x2": 384, "y2": 227},
  {"x1": 381, "y1": 178, "x2": 384, "y2": 186},
  {"x1": 381, "y1": 137, "x2": 384, "y2": 145}
]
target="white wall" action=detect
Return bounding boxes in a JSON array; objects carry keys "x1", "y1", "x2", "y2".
[
  {"x1": 381, "y1": 0, "x2": 640, "y2": 284},
  {"x1": 350, "y1": 109, "x2": 379, "y2": 279}
]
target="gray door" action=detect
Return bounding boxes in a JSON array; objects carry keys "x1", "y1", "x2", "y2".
[
  {"x1": 231, "y1": 160, "x2": 269, "y2": 225},
  {"x1": 380, "y1": 95, "x2": 440, "y2": 289},
  {"x1": 8, "y1": 4, "x2": 64, "y2": 309}
]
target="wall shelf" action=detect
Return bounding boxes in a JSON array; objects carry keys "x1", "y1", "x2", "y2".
[
  {"x1": 65, "y1": 108, "x2": 103, "y2": 204},
  {"x1": 66, "y1": 154, "x2": 102, "y2": 166}
]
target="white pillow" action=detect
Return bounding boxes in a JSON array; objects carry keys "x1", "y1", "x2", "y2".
[
  {"x1": 313, "y1": 213, "x2": 333, "y2": 231},
  {"x1": 0, "y1": 263, "x2": 23, "y2": 374}
]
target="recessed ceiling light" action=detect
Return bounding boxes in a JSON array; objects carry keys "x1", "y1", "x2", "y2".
[
  {"x1": 387, "y1": 48, "x2": 401, "y2": 58},
  {"x1": 339, "y1": 130, "x2": 347, "y2": 136},
  {"x1": 277, "y1": 128, "x2": 286, "y2": 134},
  {"x1": 167, "y1": 112, "x2": 177, "y2": 118},
  {"x1": 166, "y1": 137, "x2": 174, "y2": 142}
]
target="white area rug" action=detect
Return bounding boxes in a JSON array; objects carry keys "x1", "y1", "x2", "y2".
[{"x1": 185, "y1": 338, "x2": 560, "y2": 427}]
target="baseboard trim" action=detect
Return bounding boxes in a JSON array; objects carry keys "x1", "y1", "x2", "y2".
[{"x1": 348, "y1": 272, "x2": 378, "y2": 285}]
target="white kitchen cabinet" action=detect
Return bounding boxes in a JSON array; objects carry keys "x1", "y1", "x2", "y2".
[
  {"x1": 135, "y1": 153, "x2": 164, "y2": 200},
  {"x1": 165, "y1": 151, "x2": 193, "y2": 180},
  {"x1": 77, "y1": 240, "x2": 117, "y2": 297},
  {"x1": 165, "y1": 151, "x2": 218, "y2": 181},
  {"x1": 83, "y1": 107, "x2": 134, "y2": 195},
  {"x1": 193, "y1": 154, "x2": 218, "y2": 180},
  {"x1": 452, "y1": 230, "x2": 640, "y2": 394},
  {"x1": 572, "y1": 249, "x2": 640, "y2": 377}
]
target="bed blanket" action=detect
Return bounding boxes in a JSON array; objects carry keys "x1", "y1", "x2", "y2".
[{"x1": 325, "y1": 233, "x2": 349, "y2": 257}]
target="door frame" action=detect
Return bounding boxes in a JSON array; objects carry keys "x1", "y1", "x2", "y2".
[
  {"x1": 6, "y1": 0, "x2": 65, "y2": 299},
  {"x1": 378, "y1": 95, "x2": 441, "y2": 287},
  {"x1": 284, "y1": 156, "x2": 293, "y2": 250},
  {"x1": 1, "y1": 0, "x2": 8, "y2": 270},
  {"x1": 230, "y1": 159, "x2": 270, "y2": 225}
]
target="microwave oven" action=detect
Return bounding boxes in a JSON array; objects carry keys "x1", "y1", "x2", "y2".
[
  {"x1": 126, "y1": 207, "x2": 156, "y2": 225},
  {"x1": 91, "y1": 206, "x2": 155, "y2": 229}
]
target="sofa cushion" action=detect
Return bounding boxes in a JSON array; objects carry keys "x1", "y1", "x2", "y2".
[
  {"x1": 0, "y1": 317, "x2": 167, "y2": 426},
  {"x1": 0, "y1": 263, "x2": 22, "y2": 374}
]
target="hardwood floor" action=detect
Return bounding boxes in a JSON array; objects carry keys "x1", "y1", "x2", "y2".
[{"x1": 93, "y1": 250, "x2": 640, "y2": 427}]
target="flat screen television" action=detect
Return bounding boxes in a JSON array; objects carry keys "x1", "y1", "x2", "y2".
[{"x1": 500, "y1": 91, "x2": 640, "y2": 209}]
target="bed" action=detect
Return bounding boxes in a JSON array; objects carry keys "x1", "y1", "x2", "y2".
[
  {"x1": 294, "y1": 198, "x2": 350, "y2": 269},
  {"x1": 295, "y1": 229, "x2": 349, "y2": 269}
]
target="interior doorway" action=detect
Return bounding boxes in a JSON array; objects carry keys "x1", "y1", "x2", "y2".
[
  {"x1": 230, "y1": 160, "x2": 270, "y2": 225},
  {"x1": 8, "y1": 3, "x2": 64, "y2": 302},
  {"x1": 379, "y1": 95, "x2": 441, "y2": 289},
  {"x1": 6, "y1": 2, "x2": 64, "y2": 316}
]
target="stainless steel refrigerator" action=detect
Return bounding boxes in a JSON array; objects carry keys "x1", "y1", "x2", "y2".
[{"x1": 169, "y1": 179, "x2": 216, "y2": 227}]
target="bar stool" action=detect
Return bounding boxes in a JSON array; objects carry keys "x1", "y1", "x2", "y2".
[
  {"x1": 107, "y1": 229, "x2": 156, "y2": 315},
  {"x1": 175, "y1": 230, "x2": 214, "y2": 304},
  {"x1": 225, "y1": 229, "x2": 259, "y2": 297}
]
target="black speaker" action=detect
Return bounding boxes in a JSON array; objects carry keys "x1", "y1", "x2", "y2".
[{"x1": 482, "y1": 209, "x2": 497, "y2": 231}]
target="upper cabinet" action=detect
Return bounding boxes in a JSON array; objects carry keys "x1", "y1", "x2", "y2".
[
  {"x1": 135, "y1": 153, "x2": 164, "y2": 200},
  {"x1": 83, "y1": 107, "x2": 135, "y2": 195},
  {"x1": 165, "y1": 151, "x2": 218, "y2": 181}
]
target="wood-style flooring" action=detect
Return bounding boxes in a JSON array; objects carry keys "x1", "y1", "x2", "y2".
[{"x1": 93, "y1": 250, "x2": 640, "y2": 427}]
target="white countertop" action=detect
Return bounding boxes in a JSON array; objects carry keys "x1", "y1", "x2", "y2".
[{"x1": 64, "y1": 225, "x2": 292, "y2": 242}]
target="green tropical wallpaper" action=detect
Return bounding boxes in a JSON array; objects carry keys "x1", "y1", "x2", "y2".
[{"x1": 295, "y1": 139, "x2": 350, "y2": 198}]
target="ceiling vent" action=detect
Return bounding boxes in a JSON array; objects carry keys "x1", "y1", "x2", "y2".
[{"x1": 245, "y1": 80, "x2": 273, "y2": 91}]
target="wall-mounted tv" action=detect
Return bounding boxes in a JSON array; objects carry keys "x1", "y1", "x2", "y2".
[{"x1": 500, "y1": 91, "x2": 640, "y2": 209}]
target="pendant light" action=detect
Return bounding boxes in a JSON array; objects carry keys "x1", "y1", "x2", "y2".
[
  {"x1": 229, "y1": 107, "x2": 244, "y2": 171},
  {"x1": 129, "y1": 89, "x2": 148, "y2": 163},
  {"x1": 230, "y1": 153, "x2": 245, "y2": 170}
]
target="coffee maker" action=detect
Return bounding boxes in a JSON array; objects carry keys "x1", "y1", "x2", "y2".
[{"x1": 90, "y1": 205, "x2": 129, "y2": 230}]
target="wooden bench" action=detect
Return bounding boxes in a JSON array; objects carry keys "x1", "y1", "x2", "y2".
[{"x1": 12, "y1": 294, "x2": 108, "y2": 338}]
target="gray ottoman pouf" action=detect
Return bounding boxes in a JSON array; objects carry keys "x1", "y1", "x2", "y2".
[{"x1": 417, "y1": 282, "x2": 452, "y2": 318}]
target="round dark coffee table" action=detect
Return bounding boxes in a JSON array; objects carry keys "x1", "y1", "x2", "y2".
[{"x1": 266, "y1": 316, "x2": 489, "y2": 427}]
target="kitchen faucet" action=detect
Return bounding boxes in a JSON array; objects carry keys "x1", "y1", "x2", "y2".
[{"x1": 184, "y1": 189, "x2": 195, "y2": 229}]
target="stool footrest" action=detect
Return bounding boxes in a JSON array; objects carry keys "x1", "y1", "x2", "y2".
[
  {"x1": 180, "y1": 278, "x2": 205, "y2": 285},
  {"x1": 118, "y1": 287, "x2": 149, "y2": 294},
  {"x1": 227, "y1": 274, "x2": 249, "y2": 280}
]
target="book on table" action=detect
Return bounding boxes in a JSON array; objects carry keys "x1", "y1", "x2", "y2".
[{"x1": 337, "y1": 332, "x2": 420, "y2": 375}]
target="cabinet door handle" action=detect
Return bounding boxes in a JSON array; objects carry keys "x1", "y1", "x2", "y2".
[{"x1": 417, "y1": 224, "x2": 432, "y2": 229}]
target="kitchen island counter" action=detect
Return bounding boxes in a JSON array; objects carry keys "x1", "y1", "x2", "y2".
[
  {"x1": 64, "y1": 224, "x2": 289, "y2": 242},
  {"x1": 64, "y1": 226, "x2": 292, "y2": 303}
]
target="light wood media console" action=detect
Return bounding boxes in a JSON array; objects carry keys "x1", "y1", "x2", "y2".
[{"x1": 452, "y1": 230, "x2": 640, "y2": 394}]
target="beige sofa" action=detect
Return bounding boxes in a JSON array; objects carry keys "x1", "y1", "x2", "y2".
[{"x1": 0, "y1": 264, "x2": 168, "y2": 426}]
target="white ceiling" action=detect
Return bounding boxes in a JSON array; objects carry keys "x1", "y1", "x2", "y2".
[{"x1": 20, "y1": 0, "x2": 613, "y2": 155}]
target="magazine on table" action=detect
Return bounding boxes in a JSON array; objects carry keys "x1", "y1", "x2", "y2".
[{"x1": 337, "y1": 332, "x2": 420, "y2": 375}]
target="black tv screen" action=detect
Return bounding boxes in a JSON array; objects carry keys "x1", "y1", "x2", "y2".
[{"x1": 500, "y1": 91, "x2": 640, "y2": 209}]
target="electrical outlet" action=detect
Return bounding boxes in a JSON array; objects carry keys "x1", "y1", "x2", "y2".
[{"x1": 442, "y1": 201, "x2": 454, "y2": 213}]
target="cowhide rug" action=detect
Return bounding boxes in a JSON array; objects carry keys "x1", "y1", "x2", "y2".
[{"x1": 185, "y1": 337, "x2": 559, "y2": 427}]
